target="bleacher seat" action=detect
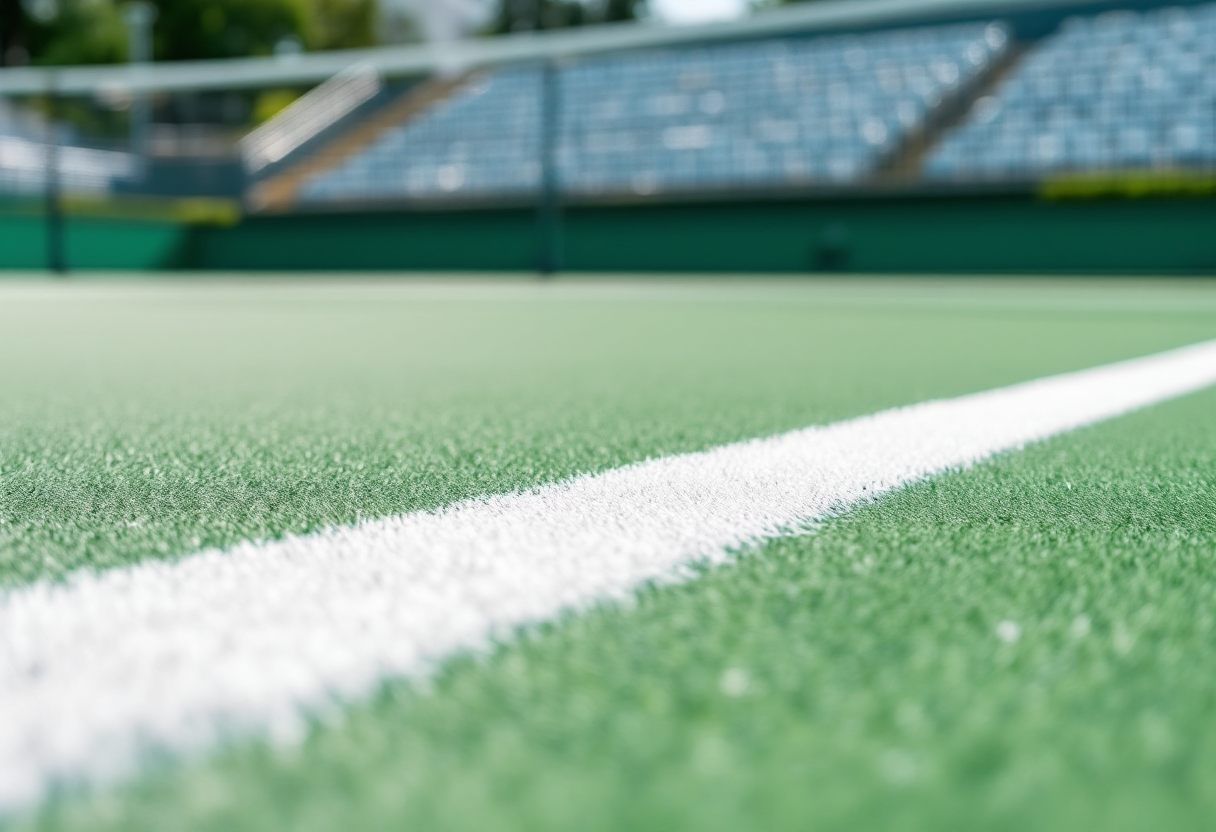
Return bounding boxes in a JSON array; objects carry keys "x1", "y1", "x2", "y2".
[
  {"x1": 299, "y1": 21, "x2": 1008, "y2": 203},
  {"x1": 0, "y1": 101, "x2": 135, "y2": 195},
  {"x1": 925, "y1": 3, "x2": 1216, "y2": 179}
]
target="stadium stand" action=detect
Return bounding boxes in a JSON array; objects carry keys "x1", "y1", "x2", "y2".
[
  {"x1": 9, "y1": 1, "x2": 1214, "y2": 203},
  {"x1": 297, "y1": 22, "x2": 1010, "y2": 203},
  {"x1": 925, "y1": 2, "x2": 1216, "y2": 178},
  {"x1": 1, "y1": 0, "x2": 1213, "y2": 274},
  {"x1": 0, "y1": 101, "x2": 134, "y2": 195}
]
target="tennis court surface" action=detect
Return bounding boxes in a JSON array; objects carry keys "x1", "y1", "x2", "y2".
[{"x1": 3, "y1": 276, "x2": 1216, "y2": 831}]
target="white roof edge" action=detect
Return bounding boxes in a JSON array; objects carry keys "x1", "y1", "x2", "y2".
[{"x1": 0, "y1": 0, "x2": 1098, "y2": 95}]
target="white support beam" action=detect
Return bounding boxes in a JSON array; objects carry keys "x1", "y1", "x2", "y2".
[{"x1": 0, "y1": 0, "x2": 1095, "y2": 96}]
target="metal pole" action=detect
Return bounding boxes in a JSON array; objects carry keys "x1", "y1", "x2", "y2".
[
  {"x1": 123, "y1": 2, "x2": 156, "y2": 178},
  {"x1": 536, "y1": 59, "x2": 562, "y2": 276},
  {"x1": 44, "y1": 72, "x2": 65, "y2": 275}
]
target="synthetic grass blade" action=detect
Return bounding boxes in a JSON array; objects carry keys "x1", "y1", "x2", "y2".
[{"x1": 3, "y1": 338, "x2": 1216, "y2": 812}]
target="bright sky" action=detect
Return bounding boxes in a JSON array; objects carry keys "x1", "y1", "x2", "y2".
[
  {"x1": 650, "y1": 0, "x2": 750, "y2": 24},
  {"x1": 392, "y1": 0, "x2": 751, "y2": 39}
]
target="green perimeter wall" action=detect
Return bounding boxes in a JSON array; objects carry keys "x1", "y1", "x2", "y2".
[
  {"x1": 2, "y1": 194, "x2": 1213, "y2": 274},
  {"x1": 0, "y1": 213, "x2": 193, "y2": 271}
]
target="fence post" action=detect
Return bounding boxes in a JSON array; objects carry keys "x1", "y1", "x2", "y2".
[
  {"x1": 537, "y1": 59, "x2": 562, "y2": 276},
  {"x1": 45, "y1": 71, "x2": 66, "y2": 275},
  {"x1": 124, "y1": 2, "x2": 157, "y2": 179}
]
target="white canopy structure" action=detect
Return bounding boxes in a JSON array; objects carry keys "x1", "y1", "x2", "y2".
[{"x1": 0, "y1": 0, "x2": 1103, "y2": 95}]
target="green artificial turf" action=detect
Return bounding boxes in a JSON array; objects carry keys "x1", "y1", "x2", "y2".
[
  {"x1": 3, "y1": 278, "x2": 1216, "y2": 830},
  {"x1": 19, "y1": 323, "x2": 1216, "y2": 832},
  {"x1": 3, "y1": 280, "x2": 1216, "y2": 589}
]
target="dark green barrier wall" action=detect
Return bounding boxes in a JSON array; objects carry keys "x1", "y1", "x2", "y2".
[
  {"x1": 0, "y1": 215, "x2": 48, "y2": 269},
  {"x1": 566, "y1": 194, "x2": 1216, "y2": 274},
  {"x1": 193, "y1": 194, "x2": 1216, "y2": 274},
  {"x1": 3, "y1": 193, "x2": 1213, "y2": 273},
  {"x1": 193, "y1": 207, "x2": 538, "y2": 272},
  {"x1": 0, "y1": 214, "x2": 192, "y2": 270}
]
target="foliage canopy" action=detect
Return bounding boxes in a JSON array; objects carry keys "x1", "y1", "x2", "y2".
[{"x1": 12, "y1": 0, "x2": 377, "y2": 66}]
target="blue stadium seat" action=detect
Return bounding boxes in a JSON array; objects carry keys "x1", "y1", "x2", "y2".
[
  {"x1": 925, "y1": 2, "x2": 1216, "y2": 179},
  {"x1": 300, "y1": 21, "x2": 1009, "y2": 203},
  {"x1": 0, "y1": 100, "x2": 135, "y2": 195}
]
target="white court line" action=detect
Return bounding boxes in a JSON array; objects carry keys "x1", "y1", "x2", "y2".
[
  {"x1": 3, "y1": 339, "x2": 1216, "y2": 810},
  {"x1": 3, "y1": 277, "x2": 1216, "y2": 313}
]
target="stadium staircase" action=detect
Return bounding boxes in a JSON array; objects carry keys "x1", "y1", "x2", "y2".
[
  {"x1": 879, "y1": 42, "x2": 1029, "y2": 181},
  {"x1": 246, "y1": 75, "x2": 471, "y2": 213}
]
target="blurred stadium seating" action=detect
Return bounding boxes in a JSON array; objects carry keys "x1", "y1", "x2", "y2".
[
  {"x1": 0, "y1": 0, "x2": 1213, "y2": 273},
  {"x1": 4, "y1": 1, "x2": 1215, "y2": 205},
  {"x1": 298, "y1": 23, "x2": 1009, "y2": 202},
  {"x1": 926, "y1": 3, "x2": 1216, "y2": 178},
  {"x1": 0, "y1": 100, "x2": 134, "y2": 194}
]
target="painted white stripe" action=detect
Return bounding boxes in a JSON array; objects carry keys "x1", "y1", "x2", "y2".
[
  {"x1": 3, "y1": 339, "x2": 1216, "y2": 810},
  {"x1": 5, "y1": 278, "x2": 1216, "y2": 314}
]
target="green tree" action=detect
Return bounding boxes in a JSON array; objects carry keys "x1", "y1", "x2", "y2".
[
  {"x1": 302, "y1": 0, "x2": 378, "y2": 51},
  {"x1": 12, "y1": 0, "x2": 378, "y2": 66},
  {"x1": 149, "y1": 0, "x2": 306, "y2": 61},
  {"x1": 20, "y1": 0, "x2": 128, "y2": 66},
  {"x1": 151, "y1": 0, "x2": 379, "y2": 60}
]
